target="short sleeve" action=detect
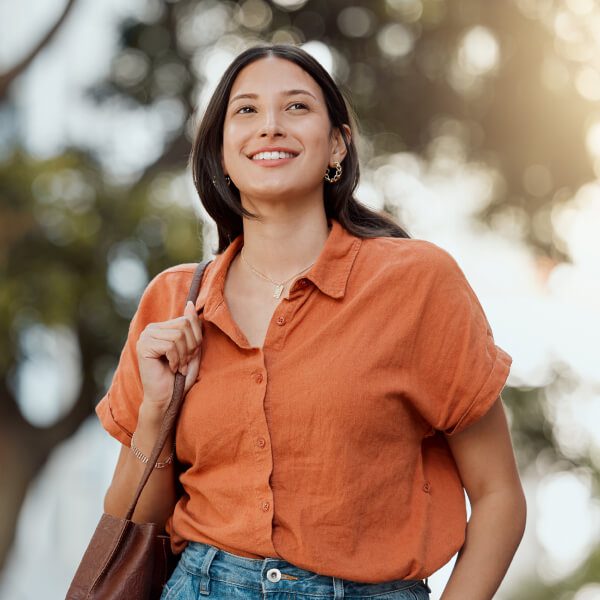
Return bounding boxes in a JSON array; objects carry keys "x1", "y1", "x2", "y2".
[
  {"x1": 407, "y1": 245, "x2": 512, "y2": 437},
  {"x1": 95, "y1": 266, "x2": 195, "y2": 446}
]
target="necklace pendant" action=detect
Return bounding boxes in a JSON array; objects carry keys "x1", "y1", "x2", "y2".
[{"x1": 273, "y1": 284, "x2": 284, "y2": 299}]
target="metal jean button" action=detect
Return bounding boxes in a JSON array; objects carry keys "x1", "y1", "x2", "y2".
[{"x1": 266, "y1": 568, "x2": 282, "y2": 582}]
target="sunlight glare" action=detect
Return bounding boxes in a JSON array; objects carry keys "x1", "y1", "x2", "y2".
[
  {"x1": 301, "y1": 41, "x2": 333, "y2": 75},
  {"x1": 15, "y1": 325, "x2": 82, "y2": 428},
  {"x1": 458, "y1": 25, "x2": 500, "y2": 76},
  {"x1": 536, "y1": 471, "x2": 600, "y2": 581}
]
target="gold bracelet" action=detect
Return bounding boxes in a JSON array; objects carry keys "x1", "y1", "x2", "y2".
[{"x1": 130, "y1": 432, "x2": 175, "y2": 469}]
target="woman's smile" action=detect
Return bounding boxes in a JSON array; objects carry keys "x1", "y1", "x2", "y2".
[{"x1": 247, "y1": 147, "x2": 300, "y2": 168}]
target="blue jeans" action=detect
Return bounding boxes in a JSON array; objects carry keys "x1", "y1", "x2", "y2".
[{"x1": 160, "y1": 541, "x2": 432, "y2": 599}]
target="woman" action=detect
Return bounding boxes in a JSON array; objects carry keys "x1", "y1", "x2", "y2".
[{"x1": 97, "y1": 44, "x2": 526, "y2": 600}]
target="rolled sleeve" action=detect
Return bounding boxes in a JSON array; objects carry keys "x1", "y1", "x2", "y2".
[
  {"x1": 96, "y1": 391, "x2": 135, "y2": 446},
  {"x1": 443, "y1": 341, "x2": 512, "y2": 436},
  {"x1": 408, "y1": 245, "x2": 513, "y2": 436},
  {"x1": 95, "y1": 266, "x2": 195, "y2": 446},
  {"x1": 94, "y1": 302, "x2": 146, "y2": 446}
]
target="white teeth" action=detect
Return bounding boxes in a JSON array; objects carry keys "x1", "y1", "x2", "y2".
[{"x1": 251, "y1": 151, "x2": 296, "y2": 160}]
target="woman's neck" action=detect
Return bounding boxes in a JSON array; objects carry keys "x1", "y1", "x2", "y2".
[{"x1": 236, "y1": 214, "x2": 331, "y2": 283}]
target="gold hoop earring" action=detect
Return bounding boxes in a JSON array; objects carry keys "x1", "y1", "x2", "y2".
[{"x1": 324, "y1": 161, "x2": 342, "y2": 183}]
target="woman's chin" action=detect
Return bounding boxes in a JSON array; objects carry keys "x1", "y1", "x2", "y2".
[{"x1": 240, "y1": 183, "x2": 312, "y2": 201}]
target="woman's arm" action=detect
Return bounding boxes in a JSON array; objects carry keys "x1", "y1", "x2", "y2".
[
  {"x1": 104, "y1": 300, "x2": 203, "y2": 528},
  {"x1": 104, "y1": 403, "x2": 177, "y2": 527},
  {"x1": 440, "y1": 396, "x2": 527, "y2": 600}
]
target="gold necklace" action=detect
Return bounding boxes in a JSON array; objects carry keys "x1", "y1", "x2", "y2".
[{"x1": 240, "y1": 249, "x2": 315, "y2": 299}]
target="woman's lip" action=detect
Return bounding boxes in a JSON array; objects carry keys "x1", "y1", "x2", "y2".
[{"x1": 247, "y1": 156, "x2": 297, "y2": 167}]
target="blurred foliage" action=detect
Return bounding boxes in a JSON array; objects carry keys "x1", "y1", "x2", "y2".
[
  {"x1": 1, "y1": 0, "x2": 599, "y2": 595},
  {"x1": 508, "y1": 543, "x2": 600, "y2": 600},
  {"x1": 96, "y1": 0, "x2": 595, "y2": 260},
  {"x1": 0, "y1": 150, "x2": 201, "y2": 369}
]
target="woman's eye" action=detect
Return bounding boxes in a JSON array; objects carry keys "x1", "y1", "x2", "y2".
[{"x1": 234, "y1": 102, "x2": 307, "y2": 115}]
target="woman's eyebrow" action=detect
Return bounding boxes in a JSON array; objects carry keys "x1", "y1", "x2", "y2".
[
  {"x1": 283, "y1": 89, "x2": 318, "y2": 101},
  {"x1": 228, "y1": 89, "x2": 318, "y2": 105}
]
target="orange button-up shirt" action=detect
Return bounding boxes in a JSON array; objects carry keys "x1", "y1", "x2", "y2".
[{"x1": 96, "y1": 217, "x2": 512, "y2": 583}]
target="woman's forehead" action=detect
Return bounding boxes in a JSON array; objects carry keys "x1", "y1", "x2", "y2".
[{"x1": 229, "y1": 56, "x2": 323, "y2": 100}]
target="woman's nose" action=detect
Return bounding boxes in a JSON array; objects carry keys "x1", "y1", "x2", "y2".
[{"x1": 258, "y1": 108, "x2": 285, "y2": 137}]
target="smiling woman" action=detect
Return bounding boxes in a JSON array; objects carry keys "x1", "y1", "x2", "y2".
[
  {"x1": 93, "y1": 44, "x2": 525, "y2": 600},
  {"x1": 191, "y1": 44, "x2": 409, "y2": 252}
]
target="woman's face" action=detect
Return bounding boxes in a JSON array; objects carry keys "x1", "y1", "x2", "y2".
[{"x1": 222, "y1": 56, "x2": 348, "y2": 204}]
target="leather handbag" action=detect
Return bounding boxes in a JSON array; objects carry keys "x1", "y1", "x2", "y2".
[{"x1": 66, "y1": 259, "x2": 212, "y2": 600}]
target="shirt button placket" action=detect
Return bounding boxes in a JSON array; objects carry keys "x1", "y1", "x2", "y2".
[{"x1": 251, "y1": 368, "x2": 272, "y2": 521}]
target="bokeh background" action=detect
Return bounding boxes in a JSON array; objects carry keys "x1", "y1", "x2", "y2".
[{"x1": 1, "y1": 0, "x2": 600, "y2": 598}]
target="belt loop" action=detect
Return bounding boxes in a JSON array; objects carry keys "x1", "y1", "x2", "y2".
[
  {"x1": 198, "y1": 545, "x2": 219, "y2": 595},
  {"x1": 332, "y1": 577, "x2": 345, "y2": 599}
]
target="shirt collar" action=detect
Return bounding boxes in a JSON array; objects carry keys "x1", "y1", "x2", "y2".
[{"x1": 196, "y1": 217, "x2": 362, "y2": 317}]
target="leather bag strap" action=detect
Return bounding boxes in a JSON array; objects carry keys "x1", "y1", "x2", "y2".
[{"x1": 125, "y1": 259, "x2": 212, "y2": 521}]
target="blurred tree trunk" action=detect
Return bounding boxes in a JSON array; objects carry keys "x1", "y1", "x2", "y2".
[
  {"x1": 0, "y1": 324, "x2": 96, "y2": 569},
  {"x1": 0, "y1": 0, "x2": 79, "y2": 101}
]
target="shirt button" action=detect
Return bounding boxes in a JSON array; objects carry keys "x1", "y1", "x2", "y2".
[
  {"x1": 276, "y1": 316, "x2": 285, "y2": 325},
  {"x1": 423, "y1": 482, "x2": 431, "y2": 493},
  {"x1": 266, "y1": 568, "x2": 282, "y2": 582},
  {"x1": 298, "y1": 279, "x2": 308, "y2": 287},
  {"x1": 254, "y1": 373, "x2": 263, "y2": 383},
  {"x1": 256, "y1": 437, "x2": 266, "y2": 448},
  {"x1": 261, "y1": 501, "x2": 270, "y2": 512}
]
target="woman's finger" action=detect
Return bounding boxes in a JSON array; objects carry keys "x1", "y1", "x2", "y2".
[
  {"x1": 177, "y1": 316, "x2": 197, "y2": 360},
  {"x1": 138, "y1": 338, "x2": 173, "y2": 361},
  {"x1": 151, "y1": 314, "x2": 199, "y2": 359},
  {"x1": 184, "y1": 301, "x2": 203, "y2": 346},
  {"x1": 147, "y1": 327, "x2": 189, "y2": 372},
  {"x1": 184, "y1": 351, "x2": 201, "y2": 390}
]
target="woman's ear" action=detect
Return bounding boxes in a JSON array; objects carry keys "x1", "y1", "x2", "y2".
[{"x1": 329, "y1": 124, "x2": 351, "y2": 164}]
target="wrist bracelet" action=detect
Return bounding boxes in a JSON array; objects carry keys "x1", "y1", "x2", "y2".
[{"x1": 130, "y1": 432, "x2": 175, "y2": 469}]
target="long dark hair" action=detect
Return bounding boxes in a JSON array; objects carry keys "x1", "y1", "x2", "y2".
[{"x1": 190, "y1": 44, "x2": 411, "y2": 253}]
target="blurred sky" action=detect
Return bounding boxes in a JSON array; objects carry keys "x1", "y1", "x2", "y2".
[{"x1": 1, "y1": 1, "x2": 600, "y2": 598}]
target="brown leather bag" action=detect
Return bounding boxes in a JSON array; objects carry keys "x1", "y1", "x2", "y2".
[{"x1": 66, "y1": 260, "x2": 212, "y2": 600}]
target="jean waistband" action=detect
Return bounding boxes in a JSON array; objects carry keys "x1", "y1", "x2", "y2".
[{"x1": 177, "y1": 541, "x2": 429, "y2": 598}]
